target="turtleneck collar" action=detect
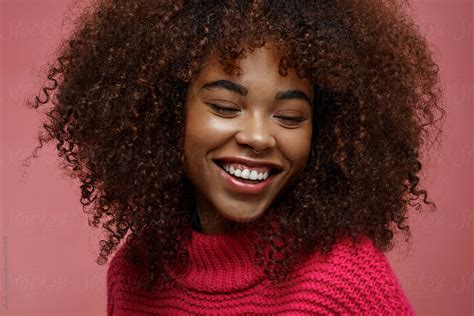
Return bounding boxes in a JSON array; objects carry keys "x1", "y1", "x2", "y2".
[{"x1": 167, "y1": 224, "x2": 265, "y2": 293}]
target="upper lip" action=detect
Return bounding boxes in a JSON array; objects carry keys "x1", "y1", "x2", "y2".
[{"x1": 213, "y1": 156, "x2": 283, "y2": 172}]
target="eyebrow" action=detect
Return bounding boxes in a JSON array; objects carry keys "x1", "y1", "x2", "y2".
[{"x1": 200, "y1": 79, "x2": 313, "y2": 107}]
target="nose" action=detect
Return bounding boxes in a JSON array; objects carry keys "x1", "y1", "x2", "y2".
[{"x1": 234, "y1": 113, "x2": 276, "y2": 153}]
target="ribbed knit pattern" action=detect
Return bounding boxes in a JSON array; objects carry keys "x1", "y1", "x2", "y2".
[{"x1": 107, "y1": 225, "x2": 415, "y2": 315}]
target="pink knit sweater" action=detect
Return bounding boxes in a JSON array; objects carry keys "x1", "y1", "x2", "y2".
[{"x1": 107, "y1": 224, "x2": 415, "y2": 315}]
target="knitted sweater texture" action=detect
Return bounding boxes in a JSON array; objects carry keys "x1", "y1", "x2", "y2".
[{"x1": 107, "y1": 225, "x2": 415, "y2": 315}]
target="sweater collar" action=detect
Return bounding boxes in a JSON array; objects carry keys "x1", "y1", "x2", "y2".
[{"x1": 167, "y1": 224, "x2": 265, "y2": 293}]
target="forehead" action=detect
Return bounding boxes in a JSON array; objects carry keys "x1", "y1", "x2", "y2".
[
  {"x1": 198, "y1": 46, "x2": 279, "y2": 76},
  {"x1": 192, "y1": 45, "x2": 314, "y2": 97}
]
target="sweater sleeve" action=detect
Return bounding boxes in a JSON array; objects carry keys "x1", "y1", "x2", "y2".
[
  {"x1": 296, "y1": 235, "x2": 416, "y2": 315},
  {"x1": 106, "y1": 245, "x2": 126, "y2": 316},
  {"x1": 341, "y1": 236, "x2": 416, "y2": 314},
  {"x1": 106, "y1": 255, "x2": 116, "y2": 316},
  {"x1": 375, "y1": 256, "x2": 415, "y2": 314}
]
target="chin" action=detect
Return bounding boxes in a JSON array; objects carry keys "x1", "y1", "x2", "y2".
[{"x1": 222, "y1": 207, "x2": 267, "y2": 223}]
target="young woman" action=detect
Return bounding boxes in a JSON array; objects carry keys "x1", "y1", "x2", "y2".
[{"x1": 25, "y1": 0, "x2": 445, "y2": 314}]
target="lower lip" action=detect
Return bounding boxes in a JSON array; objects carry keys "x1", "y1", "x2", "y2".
[{"x1": 214, "y1": 162, "x2": 277, "y2": 194}]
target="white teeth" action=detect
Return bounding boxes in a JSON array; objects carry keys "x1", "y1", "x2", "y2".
[
  {"x1": 249, "y1": 170, "x2": 258, "y2": 180},
  {"x1": 223, "y1": 164, "x2": 269, "y2": 181}
]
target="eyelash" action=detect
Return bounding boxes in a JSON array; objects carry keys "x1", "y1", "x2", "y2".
[{"x1": 207, "y1": 103, "x2": 307, "y2": 123}]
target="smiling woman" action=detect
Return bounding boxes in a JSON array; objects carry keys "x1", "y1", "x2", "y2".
[
  {"x1": 23, "y1": 0, "x2": 445, "y2": 314},
  {"x1": 183, "y1": 44, "x2": 314, "y2": 233}
]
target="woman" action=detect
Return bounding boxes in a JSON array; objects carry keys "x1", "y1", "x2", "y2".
[{"x1": 25, "y1": 0, "x2": 445, "y2": 314}]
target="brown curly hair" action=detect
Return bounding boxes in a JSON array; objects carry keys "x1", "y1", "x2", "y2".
[{"x1": 23, "y1": 0, "x2": 446, "y2": 291}]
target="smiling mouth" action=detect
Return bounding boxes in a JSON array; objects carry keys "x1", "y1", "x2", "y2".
[{"x1": 214, "y1": 160, "x2": 280, "y2": 182}]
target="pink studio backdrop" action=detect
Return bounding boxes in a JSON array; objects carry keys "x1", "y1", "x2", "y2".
[{"x1": 1, "y1": 0, "x2": 472, "y2": 315}]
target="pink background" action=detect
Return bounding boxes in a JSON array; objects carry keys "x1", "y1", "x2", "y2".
[{"x1": 1, "y1": 0, "x2": 472, "y2": 315}]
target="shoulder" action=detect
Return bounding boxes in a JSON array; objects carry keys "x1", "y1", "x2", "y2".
[
  {"x1": 107, "y1": 242, "x2": 143, "y2": 291},
  {"x1": 106, "y1": 243, "x2": 140, "y2": 315},
  {"x1": 293, "y1": 235, "x2": 415, "y2": 314},
  {"x1": 107, "y1": 243, "x2": 129, "y2": 289}
]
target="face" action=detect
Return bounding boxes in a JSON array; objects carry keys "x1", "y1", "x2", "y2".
[{"x1": 183, "y1": 43, "x2": 314, "y2": 234}]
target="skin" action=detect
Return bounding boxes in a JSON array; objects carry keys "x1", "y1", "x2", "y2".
[{"x1": 183, "y1": 42, "x2": 315, "y2": 234}]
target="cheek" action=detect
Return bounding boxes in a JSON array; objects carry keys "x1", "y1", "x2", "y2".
[
  {"x1": 280, "y1": 127, "x2": 312, "y2": 171},
  {"x1": 184, "y1": 103, "x2": 239, "y2": 148},
  {"x1": 183, "y1": 108, "x2": 233, "y2": 172},
  {"x1": 183, "y1": 121, "x2": 208, "y2": 174}
]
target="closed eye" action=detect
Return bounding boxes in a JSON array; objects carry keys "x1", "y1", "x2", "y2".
[
  {"x1": 207, "y1": 103, "x2": 308, "y2": 125},
  {"x1": 207, "y1": 103, "x2": 240, "y2": 114},
  {"x1": 275, "y1": 116, "x2": 307, "y2": 123}
]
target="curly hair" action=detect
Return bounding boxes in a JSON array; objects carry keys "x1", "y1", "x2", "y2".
[{"x1": 23, "y1": 0, "x2": 446, "y2": 291}]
